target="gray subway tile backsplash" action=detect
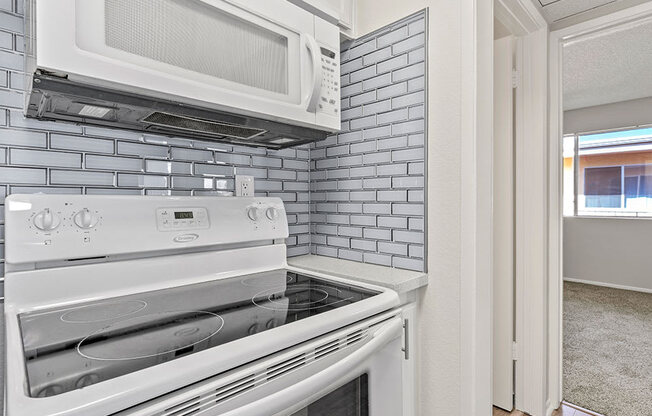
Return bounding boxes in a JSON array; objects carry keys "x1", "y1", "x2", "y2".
[
  {"x1": 50, "y1": 170, "x2": 115, "y2": 186},
  {"x1": 170, "y1": 176, "x2": 214, "y2": 190},
  {"x1": 377, "y1": 25, "x2": 409, "y2": 48},
  {"x1": 193, "y1": 163, "x2": 234, "y2": 177},
  {"x1": 310, "y1": 11, "x2": 426, "y2": 272},
  {"x1": 0, "y1": 129, "x2": 46, "y2": 147},
  {"x1": 343, "y1": 38, "x2": 375, "y2": 61},
  {"x1": 350, "y1": 90, "x2": 377, "y2": 107},
  {"x1": 0, "y1": 166, "x2": 46, "y2": 184},
  {"x1": 117, "y1": 141, "x2": 168, "y2": 158},
  {"x1": 376, "y1": 54, "x2": 409, "y2": 74},
  {"x1": 0, "y1": 10, "x2": 22, "y2": 33},
  {"x1": 363, "y1": 48, "x2": 392, "y2": 66},
  {"x1": 363, "y1": 252, "x2": 392, "y2": 267},
  {"x1": 10, "y1": 148, "x2": 82, "y2": 168},
  {"x1": 51, "y1": 134, "x2": 114, "y2": 154},
  {"x1": 170, "y1": 147, "x2": 213, "y2": 162},
  {"x1": 144, "y1": 160, "x2": 189, "y2": 175},
  {"x1": 392, "y1": 256, "x2": 423, "y2": 271},
  {"x1": 392, "y1": 33, "x2": 425, "y2": 55},
  {"x1": 0, "y1": 49, "x2": 21, "y2": 71},
  {"x1": 88, "y1": 155, "x2": 144, "y2": 172},
  {"x1": 0, "y1": 7, "x2": 425, "y2": 294}
]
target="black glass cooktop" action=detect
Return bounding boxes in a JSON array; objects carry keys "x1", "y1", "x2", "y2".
[{"x1": 18, "y1": 270, "x2": 379, "y2": 398}]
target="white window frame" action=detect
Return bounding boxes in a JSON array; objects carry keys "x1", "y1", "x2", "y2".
[{"x1": 564, "y1": 126, "x2": 652, "y2": 218}]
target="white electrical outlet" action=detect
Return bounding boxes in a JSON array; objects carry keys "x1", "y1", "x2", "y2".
[{"x1": 235, "y1": 175, "x2": 254, "y2": 197}]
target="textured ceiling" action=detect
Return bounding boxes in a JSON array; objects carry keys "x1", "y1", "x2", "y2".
[
  {"x1": 533, "y1": 0, "x2": 650, "y2": 26},
  {"x1": 563, "y1": 19, "x2": 652, "y2": 110},
  {"x1": 538, "y1": 0, "x2": 615, "y2": 23}
]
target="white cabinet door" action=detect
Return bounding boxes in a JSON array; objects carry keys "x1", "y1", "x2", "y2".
[
  {"x1": 288, "y1": 0, "x2": 355, "y2": 36},
  {"x1": 401, "y1": 302, "x2": 417, "y2": 416},
  {"x1": 331, "y1": 0, "x2": 354, "y2": 30}
]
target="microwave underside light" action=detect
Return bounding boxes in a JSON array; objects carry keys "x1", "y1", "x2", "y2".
[{"x1": 25, "y1": 73, "x2": 327, "y2": 149}]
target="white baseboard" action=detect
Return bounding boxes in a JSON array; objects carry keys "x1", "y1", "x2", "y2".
[{"x1": 563, "y1": 277, "x2": 652, "y2": 294}]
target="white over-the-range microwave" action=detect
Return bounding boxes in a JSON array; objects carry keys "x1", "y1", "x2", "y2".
[{"x1": 25, "y1": 0, "x2": 341, "y2": 148}]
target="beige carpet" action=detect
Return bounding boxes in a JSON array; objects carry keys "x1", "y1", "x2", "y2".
[{"x1": 563, "y1": 282, "x2": 652, "y2": 416}]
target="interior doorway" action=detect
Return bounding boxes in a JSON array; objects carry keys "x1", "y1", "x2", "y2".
[{"x1": 550, "y1": 3, "x2": 652, "y2": 416}]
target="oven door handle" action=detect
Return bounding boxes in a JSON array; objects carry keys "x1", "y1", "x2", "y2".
[{"x1": 220, "y1": 316, "x2": 403, "y2": 416}]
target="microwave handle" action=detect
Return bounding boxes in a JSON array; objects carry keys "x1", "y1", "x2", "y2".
[
  {"x1": 302, "y1": 33, "x2": 322, "y2": 113},
  {"x1": 219, "y1": 317, "x2": 403, "y2": 416}
]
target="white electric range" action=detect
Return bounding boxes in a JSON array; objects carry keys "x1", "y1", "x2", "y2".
[{"x1": 3, "y1": 195, "x2": 405, "y2": 416}]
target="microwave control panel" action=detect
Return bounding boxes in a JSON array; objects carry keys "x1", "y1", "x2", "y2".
[{"x1": 318, "y1": 46, "x2": 340, "y2": 117}]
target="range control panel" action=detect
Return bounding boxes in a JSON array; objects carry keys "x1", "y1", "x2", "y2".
[
  {"x1": 156, "y1": 207, "x2": 209, "y2": 231},
  {"x1": 318, "y1": 46, "x2": 340, "y2": 117},
  {"x1": 4, "y1": 195, "x2": 288, "y2": 265}
]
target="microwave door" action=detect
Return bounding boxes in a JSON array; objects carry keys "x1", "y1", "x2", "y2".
[{"x1": 37, "y1": 0, "x2": 321, "y2": 128}]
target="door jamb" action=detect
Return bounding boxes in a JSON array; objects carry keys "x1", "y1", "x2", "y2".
[
  {"x1": 514, "y1": 26, "x2": 549, "y2": 416},
  {"x1": 495, "y1": 0, "x2": 549, "y2": 415}
]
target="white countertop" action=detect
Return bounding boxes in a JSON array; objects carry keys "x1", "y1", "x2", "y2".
[{"x1": 287, "y1": 255, "x2": 428, "y2": 294}]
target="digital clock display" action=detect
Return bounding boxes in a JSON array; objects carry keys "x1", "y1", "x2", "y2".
[{"x1": 174, "y1": 211, "x2": 194, "y2": 219}]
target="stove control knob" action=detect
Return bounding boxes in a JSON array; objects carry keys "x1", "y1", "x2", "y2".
[
  {"x1": 248, "y1": 323, "x2": 259, "y2": 334},
  {"x1": 247, "y1": 207, "x2": 260, "y2": 221},
  {"x1": 74, "y1": 208, "x2": 99, "y2": 229},
  {"x1": 33, "y1": 208, "x2": 60, "y2": 231},
  {"x1": 266, "y1": 207, "x2": 279, "y2": 221}
]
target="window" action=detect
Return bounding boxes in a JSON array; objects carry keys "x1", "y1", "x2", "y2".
[{"x1": 563, "y1": 127, "x2": 652, "y2": 217}]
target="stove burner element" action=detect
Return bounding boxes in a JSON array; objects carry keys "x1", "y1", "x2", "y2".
[
  {"x1": 76, "y1": 311, "x2": 224, "y2": 361},
  {"x1": 253, "y1": 285, "x2": 353, "y2": 311},
  {"x1": 60, "y1": 300, "x2": 147, "y2": 323}
]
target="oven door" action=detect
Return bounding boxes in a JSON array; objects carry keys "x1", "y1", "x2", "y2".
[
  {"x1": 32, "y1": 0, "x2": 329, "y2": 128},
  {"x1": 118, "y1": 313, "x2": 404, "y2": 416}
]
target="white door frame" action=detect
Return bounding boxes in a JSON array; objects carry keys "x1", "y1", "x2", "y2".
[
  {"x1": 548, "y1": 2, "x2": 652, "y2": 414},
  {"x1": 459, "y1": 1, "x2": 493, "y2": 414},
  {"x1": 493, "y1": 1, "x2": 549, "y2": 415}
]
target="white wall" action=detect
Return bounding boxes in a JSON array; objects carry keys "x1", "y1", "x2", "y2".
[
  {"x1": 564, "y1": 217, "x2": 652, "y2": 292},
  {"x1": 356, "y1": 1, "x2": 491, "y2": 415},
  {"x1": 356, "y1": 1, "x2": 461, "y2": 412},
  {"x1": 563, "y1": 96, "x2": 652, "y2": 134}
]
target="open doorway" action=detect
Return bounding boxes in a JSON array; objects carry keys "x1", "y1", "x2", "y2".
[{"x1": 551, "y1": 4, "x2": 652, "y2": 416}]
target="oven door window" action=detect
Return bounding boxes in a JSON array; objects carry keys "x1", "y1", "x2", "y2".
[{"x1": 290, "y1": 374, "x2": 368, "y2": 416}]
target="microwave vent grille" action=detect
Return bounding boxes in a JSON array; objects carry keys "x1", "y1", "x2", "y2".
[
  {"x1": 142, "y1": 112, "x2": 267, "y2": 140},
  {"x1": 105, "y1": 0, "x2": 289, "y2": 94}
]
